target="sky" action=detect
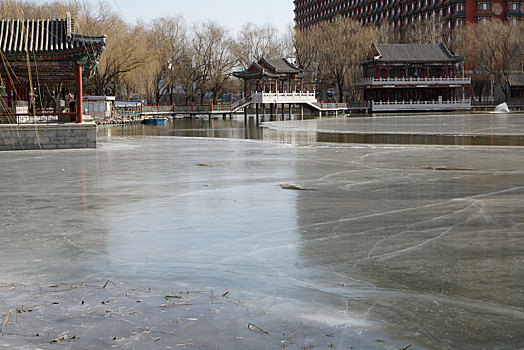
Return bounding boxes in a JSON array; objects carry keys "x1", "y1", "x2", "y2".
[{"x1": 108, "y1": 0, "x2": 295, "y2": 35}]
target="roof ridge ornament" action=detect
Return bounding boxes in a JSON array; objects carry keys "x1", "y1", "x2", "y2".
[{"x1": 66, "y1": 12, "x2": 73, "y2": 40}]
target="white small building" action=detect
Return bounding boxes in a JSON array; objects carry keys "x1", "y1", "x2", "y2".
[{"x1": 83, "y1": 96, "x2": 115, "y2": 120}]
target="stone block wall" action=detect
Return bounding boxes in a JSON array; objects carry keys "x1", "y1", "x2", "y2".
[{"x1": 0, "y1": 123, "x2": 97, "y2": 151}]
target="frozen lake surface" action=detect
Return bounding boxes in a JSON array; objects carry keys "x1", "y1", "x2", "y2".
[
  {"x1": 263, "y1": 112, "x2": 524, "y2": 146},
  {"x1": 1, "y1": 114, "x2": 524, "y2": 349}
]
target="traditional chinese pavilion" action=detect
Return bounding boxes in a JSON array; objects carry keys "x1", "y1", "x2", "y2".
[
  {"x1": 509, "y1": 74, "x2": 524, "y2": 103},
  {"x1": 233, "y1": 58, "x2": 310, "y2": 97},
  {"x1": 0, "y1": 13, "x2": 106, "y2": 123},
  {"x1": 357, "y1": 43, "x2": 472, "y2": 112}
]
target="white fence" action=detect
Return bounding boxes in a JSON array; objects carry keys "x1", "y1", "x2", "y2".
[
  {"x1": 372, "y1": 99, "x2": 472, "y2": 112},
  {"x1": 357, "y1": 76, "x2": 471, "y2": 86},
  {"x1": 251, "y1": 92, "x2": 317, "y2": 104}
]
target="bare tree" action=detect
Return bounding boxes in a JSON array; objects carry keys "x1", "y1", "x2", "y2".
[
  {"x1": 455, "y1": 21, "x2": 521, "y2": 100},
  {"x1": 75, "y1": 2, "x2": 150, "y2": 96},
  {"x1": 295, "y1": 17, "x2": 382, "y2": 102},
  {"x1": 232, "y1": 23, "x2": 284, "y2": 68},
  {"x1": 403, "y1": 14, "x2": 448, "y2": 44},
  {"x1": 146, "y1": 16, "x2": 186, "y2": 104},
  {"x1": 192, "y1": 21, "x2": 237, "y2": 104}
]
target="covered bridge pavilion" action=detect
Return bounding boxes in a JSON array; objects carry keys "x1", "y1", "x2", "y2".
[
  {"x1": 0, "y1": 13, "x2": 106, "y2": 123},
  {"x1": 232, "y1": 58, "x2": 318, "y2": 117}
]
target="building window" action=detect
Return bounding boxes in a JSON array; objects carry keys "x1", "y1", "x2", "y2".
[
  {"x1": 508, "y1": 2, "x2": 519, "y2": 10},
  {"x1": 478, "y1": 2, "x2": 490, "y2": 10}
]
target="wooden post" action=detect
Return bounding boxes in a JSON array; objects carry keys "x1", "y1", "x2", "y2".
[
  {"x1": 6, "y1": 77, "x2": 12, "y2": 108},
  {"x1": 281, "y1": 103, "x2": 285, "y2": 119},
  {"x1": 75, "y1": 64, "x2": 83, "y2": 123},
  {"x1": 255, "y1": 103, "x2": 259, "y2": 118},
  {"x1": 244, "y1": 107, "x2": 248, "y2": 121},
  {"x1": 300, "y1": 104, "x2": 304, "y2": 120},
  {"x1": 288, "y1": 104, "x2": 292, "y2": 120},
  {"x1": 262, "y1": 104, "x2": 266, "y2": 119}
]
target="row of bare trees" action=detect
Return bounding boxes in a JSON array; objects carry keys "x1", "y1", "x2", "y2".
[
  {"x1": 0, "y1": 0, "x2": 290, "y2": 105},
  {"x1": 1, "y1": 0, "x2": 522, "y2": 103},
  {"x1": 455, "y1": 21, "x2": 524, "y2": 100}
]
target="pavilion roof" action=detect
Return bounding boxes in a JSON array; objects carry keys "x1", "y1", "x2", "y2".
[
  {"x1": 233, "y1": 58, "x2": 308, "y2": 80},
  {"x1": 260, "y1": 58, "x2": 302, "y2": 74},
  {"x1": 371, "y1": 43, "x2": 463, "y2": 63},
  {"x1": 0, "y1": 13, "x2": 106, "y2": 83}
]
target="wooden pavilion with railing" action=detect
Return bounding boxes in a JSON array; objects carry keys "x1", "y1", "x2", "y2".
[
  {"x1": 356, "y1": 43, "x2": 472, "y2": 112},
  {"x1": 0, "y1": 13, "x2": 106, "y2": 124},
  {"x1": 233, "y1": 58, "x2": 316, "y2": 105}
]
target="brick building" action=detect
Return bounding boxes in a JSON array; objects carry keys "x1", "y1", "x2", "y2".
[{"x1": 294, "y1": 0, "x2": 523, "y2": 29}]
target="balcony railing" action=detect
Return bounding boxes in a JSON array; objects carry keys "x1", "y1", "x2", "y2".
[
  {"x1": 357, "y1": 76, "x2": 472, "y2": 86},
  {"x1": 372, "y1": 99, "x2": 472, "y2": 111}
]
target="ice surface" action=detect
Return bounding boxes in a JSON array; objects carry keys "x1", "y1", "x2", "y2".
[{"x1": 0, "y1": 127, "x2": 523, "y2": 349}]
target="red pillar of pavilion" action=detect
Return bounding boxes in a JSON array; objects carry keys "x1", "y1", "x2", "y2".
[{"x1": 75, "y1": 64, "x2": 83, "y2": 123}]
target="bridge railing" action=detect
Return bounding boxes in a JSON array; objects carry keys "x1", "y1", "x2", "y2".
[
  {"x1": 142, "y1": 105, "x2": 174, "y2": 113},
  {"x1": 313, "y1": 102, "x2": 371, "y2": 109},
  {"x1": 356, "y1": 76, "x2": 472, "y2": 86}
]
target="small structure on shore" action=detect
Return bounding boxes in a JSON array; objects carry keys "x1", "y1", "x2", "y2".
[
  {"x1": 84, "y1": 96, "x2": 115, "y2": 120},
  {"x1": 356, "y1": 43, "x2": 472, "y2": 112}
]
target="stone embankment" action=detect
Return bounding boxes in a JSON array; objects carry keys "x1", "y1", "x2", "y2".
[{"x1": 0, "y1": 123, "x2": 97, "y2": 151}]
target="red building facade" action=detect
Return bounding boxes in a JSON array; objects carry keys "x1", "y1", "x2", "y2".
[{"x1": 294, "y1": 0, "x2": 523, "y2": 29}]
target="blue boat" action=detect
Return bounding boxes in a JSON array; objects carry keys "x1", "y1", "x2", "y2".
[{"x1": 142, "y1": 118, "x2": 166, "y2": 125}]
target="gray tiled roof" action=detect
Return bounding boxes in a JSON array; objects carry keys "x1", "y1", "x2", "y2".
[
  {"x1": 0, "y1": 13, "x2": 105, "y2": 54},
  {"x1": 374, "y1": 43, "x2": 463, "y2": 63},
  {"x1": 262, "y1": 58, "x2": 301, "y2": 73},
  {"x1": 233, "y1": 58, "x2": 310, "y2": 79},
  {"x1": 509, "y1": 74, "x2": 524, "y2": 87}
]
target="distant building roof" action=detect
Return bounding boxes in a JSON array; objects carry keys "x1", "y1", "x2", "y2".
[
  {"x1": 260, "y1": 58, "x2": 301, "y2": 74},
  {"x1": 371, "y1": 42, "x2": 463, "y2": 63},
  {"x1": 233, "y1": 58, "x2": 309, "y2": 79}
]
